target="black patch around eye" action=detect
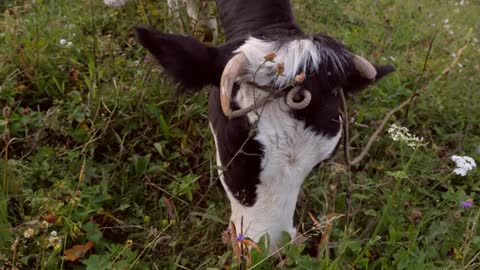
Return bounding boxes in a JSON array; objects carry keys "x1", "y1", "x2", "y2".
[{"x1": 291, "y1": 84, "x2": 342, "y2": 138}]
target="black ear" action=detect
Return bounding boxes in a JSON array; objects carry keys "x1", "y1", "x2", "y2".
[
  {"x1": 135, "y1": 26, "x2": 221, "y2": 89},
  {"x1": 345, "y1": 64, "x2": 395, "y2": 92}
]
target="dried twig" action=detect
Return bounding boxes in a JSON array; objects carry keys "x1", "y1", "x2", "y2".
[
  {"x1": 350, "y1": 97, "x2": 412, "y2": 166},
  {"x1": 422, "y1": 30, "x2": 438, "y2": 72}
]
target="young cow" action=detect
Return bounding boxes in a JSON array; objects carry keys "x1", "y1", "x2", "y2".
[{"x1": 136, "y1": 0, "x2": 394, "y2": 251}]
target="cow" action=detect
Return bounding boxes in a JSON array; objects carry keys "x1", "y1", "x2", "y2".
[{"x1": 135, "y1": 0, "x2": 394, "y2": 252}]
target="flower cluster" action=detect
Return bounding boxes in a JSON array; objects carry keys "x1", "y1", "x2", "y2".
[
  {"x1": 48, "y1": 231, "x2": 62, "y2": 251},
  {"x1": 59, "y1": 39, "x2": 73, "y2": 47},
  {"x1": 104, "y1": 0, "x2": 125, "y2": 7},
  {"x1": 451, "y1": 155, "x2": 476, "y2": 176},
  {"x1": 387, "y1": 124, "x2": 424, "y2": 149},
  {"x1": 23, "y1": 228, "x2": 35, "y2": 239},
  {"x1": 443, "y1": 19, "x2": 454, "y2": 36}
]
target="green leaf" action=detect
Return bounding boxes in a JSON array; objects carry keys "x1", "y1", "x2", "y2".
[
  {"x1": 352, "y1": 193, "x2": 371, "y2": 200},
  {"x1": 82, "y1": 255, "x2": 110, "y2": 270},
  {"x1": 83, "y1": 222, "x2": 103, "y2": 244},
  {"x1": 159, "y1": 114, "x2": 170, "y2": 138},
  {"x1": 190, "y1": 211, "x2": 227, "y2": 225},
  {"x1": 386, "y1": 170, "x2": 408, "y2": 180},
  {"x1": 132, "y1": 154, "x2": 151, "y2": 176},
  {"x1": 364, "y1": 209, "x2": 377, "y2": 217}
]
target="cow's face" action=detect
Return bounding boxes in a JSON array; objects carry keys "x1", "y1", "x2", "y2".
[{"x1": 135, "y1": 26, "x2": 395, "y2": 196}]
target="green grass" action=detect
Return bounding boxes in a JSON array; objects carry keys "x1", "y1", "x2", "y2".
[{"x1": 0, "y1": 0, "x2": 479, "y2": 269}]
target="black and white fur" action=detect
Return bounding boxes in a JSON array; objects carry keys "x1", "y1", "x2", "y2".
[{"x1": 136, "y1": 0, "x2": 394, "y2": 251}]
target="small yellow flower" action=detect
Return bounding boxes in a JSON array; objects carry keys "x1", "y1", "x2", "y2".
[
  {"x1": 126, "y1": 239, "x2": 133, "y2": 246},
  {"x1": 54, "y1": 244, "x2": 61, "y2": 251}
]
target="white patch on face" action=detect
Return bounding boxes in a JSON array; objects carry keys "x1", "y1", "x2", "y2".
[
  {"x1": 234, "y1": 37, "x2": 347, "y2": 88},
  {"x1": 229, "y1": 89, "x2": 342, "y2": 251},
  {"x1": 211, "y1": 37, "x2": 345, "y2": 253}
]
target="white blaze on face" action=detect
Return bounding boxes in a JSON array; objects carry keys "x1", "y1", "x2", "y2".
[
  {"x1": 211, "y1": 37, "x2": 344, "y2": 252},
  {"x1": 234, "y1": 37, "x2": 347, "y2": 88},
  {"x1": 231, "y1": 93, "x2": 342, "y2": 251}
]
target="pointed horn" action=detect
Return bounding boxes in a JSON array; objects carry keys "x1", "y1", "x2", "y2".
[
  {"x1": 353, "y1": 55, "x2": 377, "y2": 80},
  {"x1": 220, "y1": 53, "x2": 248, "y2": 117}
]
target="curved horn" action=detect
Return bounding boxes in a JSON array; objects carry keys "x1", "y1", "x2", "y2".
[
  {"x1": 286, "y1": 86, "x2": 312, "y2": 110},
  {"x1": 220, "y1": 53, "x2": 248, "y2": 117},
  {"x1": 353, "y1": 55, "x2": 377, "y2": 80}
]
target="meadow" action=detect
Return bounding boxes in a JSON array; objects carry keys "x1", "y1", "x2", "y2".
[{"x1": 0, "y1": 0, "x2": 479, "y2": 269}]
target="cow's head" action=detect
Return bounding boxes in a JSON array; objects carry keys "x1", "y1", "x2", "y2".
[{"x1": 135, "y1": 11, "x2": 394, "y2": 251}]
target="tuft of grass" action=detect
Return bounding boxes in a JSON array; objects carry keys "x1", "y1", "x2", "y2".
[{"x1": 0, "y1": 0, "x2": 479, "y2": 269}]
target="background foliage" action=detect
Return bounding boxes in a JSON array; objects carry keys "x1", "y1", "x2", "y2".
[{"x1": 0, "y1": 0, "x2": 479, "y2": 269}]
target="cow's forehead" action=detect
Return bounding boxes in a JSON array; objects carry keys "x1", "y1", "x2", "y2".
[{"x1": 233, "y1": 36, "x2": 351, "y2": 88}]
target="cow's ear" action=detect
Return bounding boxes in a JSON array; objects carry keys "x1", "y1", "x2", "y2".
[
  {"x1": 345, "y1": 63, "x2": 395, "y2": 93},
  {"x1": 135, "y1": 26, "x2": 221, "y2": 89}
]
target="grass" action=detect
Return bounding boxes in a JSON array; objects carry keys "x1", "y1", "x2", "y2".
[{"x1": 0, "y1": 0, "x2": 479, "y2": 269}]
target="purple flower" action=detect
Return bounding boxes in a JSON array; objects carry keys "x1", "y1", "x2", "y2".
[
  {"x1": 460, "y1": 200, "x2": 473, "y2": 209},
  {"x1": 236, "y1": 234, "x2": 245, "y2": 241},
  {"x1": 144, "y1": 56, "x2": 150, "y2": 63}
]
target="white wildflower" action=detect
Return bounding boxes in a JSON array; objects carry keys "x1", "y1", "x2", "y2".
[
  {"x1": 387, "y1": 124, "x2": 424, "y2": 149},
  {"x1": 48, "y1": 231, "x2": 61, "y2": 247},
  {"x1": 66, "y1": 41, "x2": 73, "y2": 47},
  {"x1": 59, "y1": 39, "x2": 67, "y2": 46},
  {"x1": 23, "y1": 228, "x2": 35, "y2": 239},
  {"x1": 444, "y1": 19, "x2": 449, "y2": 24},
  {"x1": 451, "y1": 155, "x2": 476, "y2": 176},
  {"x1": 104, "y1": 0, "x2": 125, "y2": 7},
  {"x1": 40, "y1": 220, "x2": 50, "y2": 229}
]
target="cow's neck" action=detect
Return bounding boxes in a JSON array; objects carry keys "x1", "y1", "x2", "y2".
[{"x1": 215, "y1": 0, "x2": 299, "y2": 41}]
